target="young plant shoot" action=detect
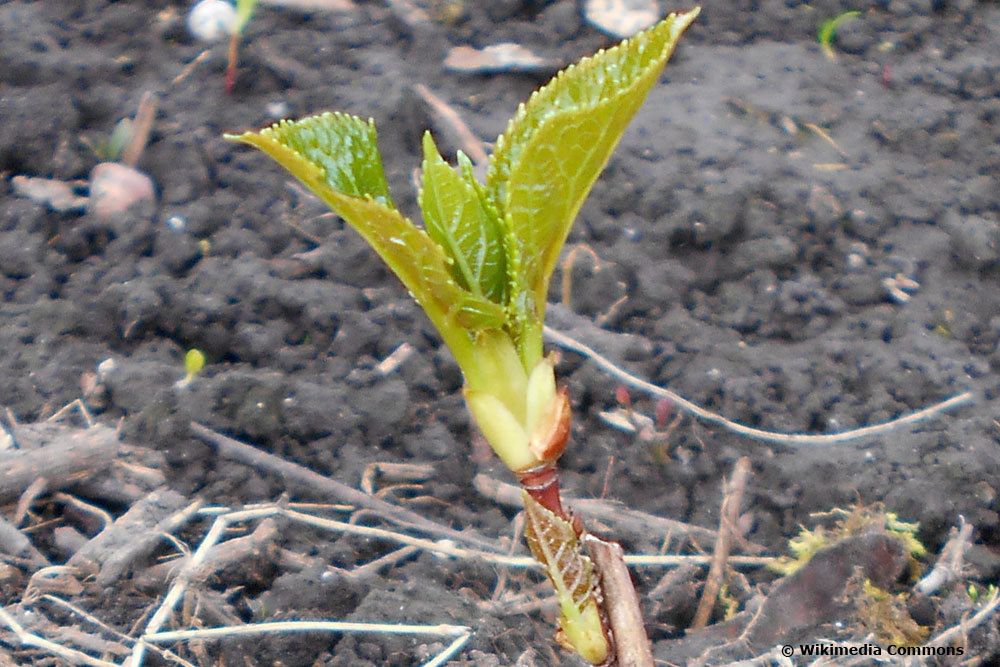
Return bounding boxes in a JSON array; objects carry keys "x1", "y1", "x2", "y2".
[{"x1": 228, "y1": 9, "x2": 698, "y2": 662}]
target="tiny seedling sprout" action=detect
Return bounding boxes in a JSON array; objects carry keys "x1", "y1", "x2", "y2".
[
  {"x1": 182, "y1": 348, "x2": 206, "y2": 385},
  {"x1": 187, "y1": 0, "x2": 259, "y2": 92}
]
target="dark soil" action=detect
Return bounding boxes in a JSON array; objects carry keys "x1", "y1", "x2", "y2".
[{"x1": 2, "y1": 0, "x2": 999, "y2": 665}]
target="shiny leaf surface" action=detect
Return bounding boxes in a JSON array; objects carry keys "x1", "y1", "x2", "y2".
[{"x1": 487, "y1": 9, "x2": 699, "y2": 318}]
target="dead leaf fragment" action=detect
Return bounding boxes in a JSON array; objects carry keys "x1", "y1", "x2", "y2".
[
  {"x1": 444, "y1": 43, "x2": 554, "y2": 74},
  {"x1": 12, "y1": 175, "x2": 88, "y2": 212}
]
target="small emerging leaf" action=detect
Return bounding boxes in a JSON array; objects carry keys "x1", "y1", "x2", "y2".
[
  {"x1": 226, "y1": 114, "x2": 494, "y2": 370},
  {"x1": 487, "y1": 9, "x2": 699, "y2": 319},
  {"x1": 233, "y1": 112, "x2": 394, "y2": 206},
  {"x1": 420, "y1": 132, "x2": 508, "y2": 306}
]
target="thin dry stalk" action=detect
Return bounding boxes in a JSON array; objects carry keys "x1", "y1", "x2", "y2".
[
  {"x1": 915, "y1": 517, "x2": 974, "y2": 595},
  {"x1": 65, "y1": 490, "x2": 201, "y2": 587},
  {"x1": 52, "y1": 493, "x2": 114, "y2": 532},
  {"x1": 0, "y1": 605, "x2": 117, "y2": 667},
  {"x1": 39, "y1": 595, "x2": 196, "y2": 667},
  {"x1": 543, "y1": 324, "x2": 973, "y2": 446},
  {"x1": 13, "y1": 477, "x2": 48, "y2": 526},
  {"x1": 144, "y1": 620, "x2": 470, "y2": 667},
  {"x1": 691, "y1": 457, "x2": 751, "y2": 630},
  {"x1": 120, "y1": 92, "x2": 157, "y2": 168},
  {"x1": 361, "y1": 461, "x2": 434, "y2": 495},
  {"x1": 347, "y1": 545, "x2": 419, "y2": 579},
  {"x1": 170, "y1": 49, "x2": 211, "y2": 87},
  {"x1": 189, "y1": 421, "x2": 498, "y2": 551},
  {"x1": 0, "y1": 424, "x2": 120, "y2": 504},
  {"x1": 412, "y1": 84, "x2": 489, "y2": 166},
  {"x1": 136, "y1": 518, "x2": 279, "y2": 590},
  {"x1": 142, "y1": 619, "x2": 470, "y2": 643},
  {"x1": 924, "y1": 589, "x2": 1000, "y2": 649}
]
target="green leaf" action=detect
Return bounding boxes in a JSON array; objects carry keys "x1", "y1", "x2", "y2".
[
  {"x1": 420, "y1": 132, "x2": 508, "y2": 307},
  {"x1": 234, "y1": 112, "x2": 394, "y2": 207},
  {"x1": 487, "y1": 9, "x2": 699, "y2": 317},
  {"x1": 226, "y1": 114, "x2": 490, "y2": 367}
]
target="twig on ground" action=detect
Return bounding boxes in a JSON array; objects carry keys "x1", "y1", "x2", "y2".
[
  {"x1": 13, "y1": 477, "x2": 48, "y2": 526},
  {"x1": 349, "y1": 545, "x2": 420, "y2": 579},
  {"x1": 803, "y1": 122, "x2": 848, "y2": 159},
  {"x1": 131, "y1": 503, "x2": 476, "y2": 667},
  {"x1": 39, "y1": 594, "x2": 197, "y2": 667},
  {"x1": 924, "y1": 588, "x2": 1000, "y2": 649},
  {"x1": 45, "y1": 399, "x2": 95, "y2": 428},
  {"x1": 595, "y1": 294, "x2": 629, "y2": 328},
  {"x1": 473, "y1": 473, "x2": 723, "y2": 550},
  {"x1": 71, "y1": 454, "x2": 168, "y2": 506},
  {"x1": 489, "y1": 591, "x2": 558, "y2": 616},
  {"x1": 0, "y1": 424, "x2": 120, "y2": 504},
  {"x1": 23, "y1": 566, "x2": 83, "y2": 599},
  {"x1": 52, "y1": 493, "x2": 114, "y2": 532},
  {"x1": 361, "y1": 461, "x2": 434, "y2": 495},
  {"x1": 120, "y1": 92, "x2": 157, "y2": 168},
  {"x1": 412, "y1": 84, "x2": 489, "y2": 167},
  {"x1": 143, "y1": 620, "x2": 471, "y2": 667},
  {"x1": 131, "y1": 506, "x2": 277, "y2": 666},
  {"x1": 65, "y1": 490, "x2": 201, "y2": 587},
  {"x1": 692, "y1": 457, "x2": 751, "y2": 630},
  {"x1": 189, "y1": 421, "x2": 499, "y2": 551},
  {"x1": 542, "y1": 324, "x2": 974, "y2": 446},
  {"x1": 585, "y1": 535, "x2": 654, "y2": 667},
  {"x1": 170, "y1": 49, "x2": 211, "y2": 87},
  {"x1": 135, "y1": 517, "x2": 279, "y2": 591},
  {"x1": 489, "y1": 512, "x2": 525, "y2": 603},
  {"x1": 915, "y1": 517, "x2": 974, "y2": 596},
  {"x1": 143, "y1": 619, "x2": 470, "y2": 642},
  {"x1": 0, "y1": 605, "x2": 117, "y2": 667}
]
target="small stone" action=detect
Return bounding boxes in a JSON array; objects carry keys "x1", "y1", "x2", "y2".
[
  {"x1": 941, "y1": 210, "x2": 1000, "y2": 270},
  {"x1": 806, "y1": 183, "x2": 844, "y2": 233},
  {"x1": 404, "y1": 420, "x2": 456, "y2": 460},
  {"x1": 187, "y1": 0, "x2": 236, "y2": 43},
  {"x1": 727, "y1": 236, "x2": 797, "y2": 277},
  {"x1": 88, "y1": 162, "x2": 155, "y2": 222},
  {"x1": 584, "y1": 0, "x2": 658, "y2": 38}
]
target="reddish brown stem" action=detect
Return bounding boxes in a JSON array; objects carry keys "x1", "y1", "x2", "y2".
[{"x1": 516, "y1": 463, "x2": 566, "y2": 520}]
